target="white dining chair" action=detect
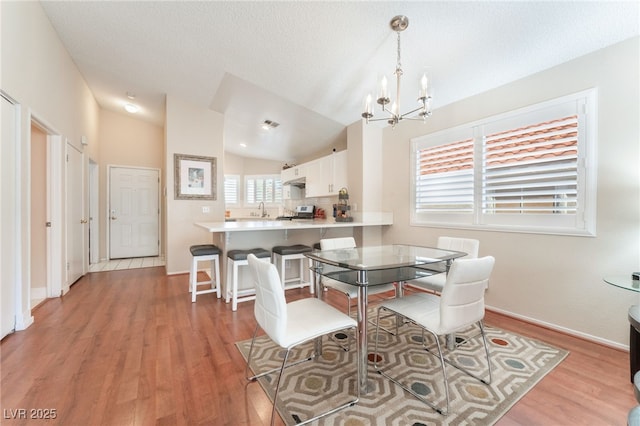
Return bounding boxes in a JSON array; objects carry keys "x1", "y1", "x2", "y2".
[
  {"x1": 319, "y1": 237, "x2": 397, "y2": 349},
  {"x1": 405, "y1": 236, "x2": 480, "y2": 294},
  {"x1": 373, "y1": 256, "x2": 495, "y2": 416},
  {"x1": 245, "y1": 254, "x2": 358, "y2": 426}
]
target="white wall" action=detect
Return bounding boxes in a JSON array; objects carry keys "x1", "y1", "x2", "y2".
[
  {"x1": 1, "y1": 1, "x2": 100, "y2": 328},
  {"x1": 99, "y1": 109, "x2": 164, "y2": 260},
  {"x1": 379, "y1": 37, "x2": 640, "y2": 347},
  {"x1": 164, "y1": 95, "x2": 225, "y2": 274}
]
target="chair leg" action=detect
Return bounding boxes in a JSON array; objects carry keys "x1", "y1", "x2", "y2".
[
  {"x1": 232, "y1": 261, "x2": 239, "y2": 311},
  {"x1": 430, "y1": 322, "x2": 492, "y2": 385},
  {"x1": 213, "y1": 256, "x2": 221, "y2": 298},
  {"x1": 270, "y1": 348, "x2": 293, "y2": 426},
  {"x1": 431, "y1": 331, "x2": 451, "y2": 416},
  {"x1": 479, "y1": 321, "x2": 493, "y2": 384},
  {"x1": 307, "y1": 258, "x2": 314, "y2": 294},
  {"x1": 246, "y1": 325, "x2": 315, "y2": 382},
  {"x1": 190, "y1": 257, "x2": 198, "y2": 303},
  {"x1": 245, "y1": 323, "x2": 260, "y2": 381},
  {"x1": 279, "y1": 254, "x2": 286, "y2": 289},
  {"x1": 225, "y1": 258, "x2": 232, "y2": 304},
  {"x1": 373, "y1": 306, "x2": 450, "y2": 416},
  {"x1": 247, "y1": 326, "x2": 359, "y2": 426}
]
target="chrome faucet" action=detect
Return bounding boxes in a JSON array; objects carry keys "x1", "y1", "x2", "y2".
[{"x1": 258, "y1": 202, "x2": 267, "y2": 218}]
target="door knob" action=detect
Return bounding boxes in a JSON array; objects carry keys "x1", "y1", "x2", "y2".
[
  {"x1": 80, "y1": 219, "x2": 88, "y2": 224},
  {"x1": 110, "y1": 216, "x2": 117, "y2": 220}
]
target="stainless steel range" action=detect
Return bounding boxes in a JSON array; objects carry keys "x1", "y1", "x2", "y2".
[{"x1": 276, "y1": 205, "x2": 315, "y2": 220}]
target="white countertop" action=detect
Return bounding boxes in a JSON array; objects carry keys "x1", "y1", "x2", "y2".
[{"x1": 195, "y1": 215, "x2": 392, "y2": 233}]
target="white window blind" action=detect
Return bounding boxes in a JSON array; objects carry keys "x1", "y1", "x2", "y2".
[
  {"x1": 411, "y1": 89, "x2": 596, "y2": 236},
  {"x1": 482, "y1": 115, "x2": 578, "y2": 215},
  {"x1": 245, "y1": 174, "x2": 282, "y2": 205},
  {"x1": 416, "y1": 137, "x2": 474, "y2": 213},
  {"x1": 224, "y1": 175, "x2": 239, "y2": 206}
]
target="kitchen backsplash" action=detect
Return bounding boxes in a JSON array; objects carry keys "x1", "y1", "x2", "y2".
[{"x1": 226, "y1": 197, "x2": 340, "y2": 219}]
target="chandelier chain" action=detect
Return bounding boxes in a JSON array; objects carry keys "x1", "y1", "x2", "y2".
[{"x1": 396, "y1": 31, "x2": 403, "y2": 75}]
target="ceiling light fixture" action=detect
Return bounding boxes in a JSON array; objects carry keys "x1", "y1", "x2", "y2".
[
  {"x1": 261, "y1": 119, "x2": 280, "y2": 130},
  {"x1": 124, "y1": 103, "x2": 139, "y2": 113},
  {"x1": 361, "y1": 15, "x2": 432, "y2": 128}
]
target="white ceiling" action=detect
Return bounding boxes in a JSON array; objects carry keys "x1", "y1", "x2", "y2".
[{"x1": 40, "y1": 1, "x2": 639, "y2": 163}]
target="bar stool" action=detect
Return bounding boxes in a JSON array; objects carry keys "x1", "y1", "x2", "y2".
[
  {"x1": 189, "y1": 244, "x2": 222, "y2": 303},
  {"x1": 226, "y1": 248, "x2": 271, "y2": 311},
  {"x1": 271, "y1": 244, "x2": 314, "y2": 293}
]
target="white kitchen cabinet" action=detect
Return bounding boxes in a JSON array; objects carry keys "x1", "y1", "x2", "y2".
[
  {"x1": 305, "y1": 150, "x2": 347, "y2": 197},
  {"x1": 281, "y1": 164, "x2": 306, "y2": 184},
  {"x1": 282, "y1": 184, "x2": 302, "y2": 200}
]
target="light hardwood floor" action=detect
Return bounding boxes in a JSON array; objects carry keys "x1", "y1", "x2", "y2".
[{"x1": 1, "y1": 266, "x2": 635, "y2": 425}]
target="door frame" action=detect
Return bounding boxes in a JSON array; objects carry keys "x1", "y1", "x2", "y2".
[
  {"x1": 88, "y1": 159, "x2": 99, "y2": 264},
  {"x1": 30, "y1": 115, "x2": 64, "y2": 299},
  {"x1": 107, "y1": 165, "x2": 161, "y2": 260},
  {"x1": 66, "y1": 141, "x2": 85, "y2": 285},
  {"x1": 1, "y1": 91, "x2": 21, "y2": 337}
]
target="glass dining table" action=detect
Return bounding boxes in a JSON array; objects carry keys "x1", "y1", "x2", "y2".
[{"x1": 306, "y1": 244, "x2": 467, "y2": 394}]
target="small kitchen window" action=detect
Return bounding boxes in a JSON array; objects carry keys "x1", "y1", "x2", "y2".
[
  {"x1": 224, "y1": 174, "x2": 240, "y2": 207},
  {"x1": 411, "y1": 89, "x2": 597, "y2": 236},
  {"x1": 245, "y1": 174, "x2": 283, "y2": 206}
]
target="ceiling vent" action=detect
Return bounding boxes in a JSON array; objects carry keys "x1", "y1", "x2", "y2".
[{"x1": 261, "y1": 119, "x2": 280, "y2": 130}]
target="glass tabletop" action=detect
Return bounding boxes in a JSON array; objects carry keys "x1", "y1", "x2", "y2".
[
  {"x1": 604, "y1": 275, "x2": 640, "y2": 292},
  {"x1": 310, "y1": 263, "x2": 443, "y2": 286},
  {"x1": 306, "y1": 244, "x2": 466, "y2": 271}
]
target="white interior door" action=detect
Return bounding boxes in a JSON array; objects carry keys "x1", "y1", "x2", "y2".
[
  {"x1": 109, "y1": 167, "x2": 159, "y2": 259},
  {"x1": 1, "y1": 93, "x2": 19, "y2": 339},
  {"x1": 66, "y1": 142, "x2": 85, "y2": 285},
  {"x1": 89, "y1": 160, "x2": 99, "y2": 264}
]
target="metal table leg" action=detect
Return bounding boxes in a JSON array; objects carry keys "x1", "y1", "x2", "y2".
[
  {"x1": 314, "y1": 261, "x2": 323, "y2": 355},
  {"x1": 445, "y1": 259, "x2": 457, "y2": 350},
  {"x1": 356, "y1": 270, "x2": 368, "y2": 395}
]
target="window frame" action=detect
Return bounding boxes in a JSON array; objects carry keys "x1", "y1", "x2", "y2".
[
  {"x1": 223, "y1": 174, "x2": 241, "y2": 207},
  {"x1": 411, "y1": 89, "x2": 597, "y2": 237},
  {"x1": 243, "y1": 174, "x2": 283, "y2": 207}
]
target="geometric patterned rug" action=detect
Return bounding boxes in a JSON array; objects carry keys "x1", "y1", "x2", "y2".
[{"x1": 236, "y1": 311, "x2": 569, "y2": 426}]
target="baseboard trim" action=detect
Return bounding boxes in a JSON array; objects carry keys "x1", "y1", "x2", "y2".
[
  {"x1": 486, "y1": 304, "x2": 628, "y2": 351},
  {"x1": 15, "y1": 309, "x2": 34, "y2": 331},
  {"x1": 31, "y1": 286, "x2": 47, "y2": 300}
]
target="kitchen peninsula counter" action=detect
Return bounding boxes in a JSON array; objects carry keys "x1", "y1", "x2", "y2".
[
  {"x1": 195, "y1": 215, "x2": 392, "y2": 233},
  {"x1": 194, "y1": 213, "x2": 393, "y2": 301}
]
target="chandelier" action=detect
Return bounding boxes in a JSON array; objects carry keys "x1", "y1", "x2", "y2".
[{"x1": 361, "y1": 15, "x2": 432, "y2": 127}]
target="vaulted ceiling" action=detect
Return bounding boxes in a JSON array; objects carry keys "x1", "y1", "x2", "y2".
[{"x1": 40, "y1": 1, "x2": 639, "y2": 162}]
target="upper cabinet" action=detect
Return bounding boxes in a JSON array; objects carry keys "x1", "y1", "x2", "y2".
[
  {"x1": 281, "y1": 164, "x2": 306, "y2": 184},
  {"x1": 305, "y1": 150, "x2": 347, "y2": 198}
]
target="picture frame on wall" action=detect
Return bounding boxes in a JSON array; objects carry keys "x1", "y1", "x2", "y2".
[{"x1": 174, "y1": 153, "x2": 216, "y2": 200}]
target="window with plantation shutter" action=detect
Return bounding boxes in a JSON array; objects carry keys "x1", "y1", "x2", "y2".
[
  {"x1": 482, "y1": 115, "x2": 578, "y2": 215},
  {"x1": 416, "y1": 138, "x2": 474, "y2": 212},
  {"x1": 224, "y1": 175, "x2": 240, "y2": 206},
  {"x1": 244, "y1": 174, "x2": 283, "y2": 206},
  {"x1": 411, "y1": 89, "x2": 596, "y2": 236}
]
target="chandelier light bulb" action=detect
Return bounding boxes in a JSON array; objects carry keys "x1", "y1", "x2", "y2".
[
  {"x1": 364, "y1": 94, "x2": 373, "y2": 114},
  {"x1": 378, "y1": 75, "x2": 389, "y2": 105},
  {"x1": 419, "y1": 74, "x2": 428, "y2": 99}
]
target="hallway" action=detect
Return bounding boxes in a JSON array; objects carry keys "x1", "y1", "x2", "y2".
[{"x1": 88, "y1": 256, "x2": 165, "y2": 272}]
